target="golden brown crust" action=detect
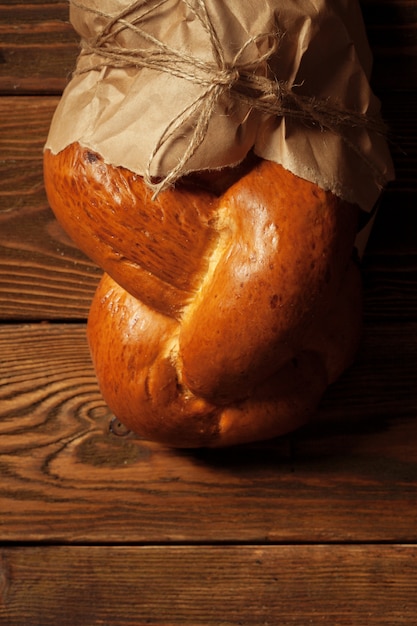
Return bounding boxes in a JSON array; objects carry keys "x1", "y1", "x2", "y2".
[
  {"x1": 87, "y1": 267, "x2": 360, "y2": 448},
  {"x1": 88, "y1": 273, "x2": 331, "y2": 447},
  {"x1": 178, "y1": 159, "x2": 359, "y2": 401},
  {"x1": 44, "y1": 144, "x2": 219, "y2": 318},
  {"x1": 44, "y1": 142, "x2": 362, "y2": 447},
  {"x1": 87, "y1": 273, "x2": 221, "y2": 447}
]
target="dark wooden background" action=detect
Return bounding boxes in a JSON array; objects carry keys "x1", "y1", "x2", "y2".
[{"x1": 1, "y1": 1, "x2": 417, "y2": 624}]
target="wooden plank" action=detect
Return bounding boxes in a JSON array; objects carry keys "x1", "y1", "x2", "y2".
[
  {"x1": 0, "y1": 1, "x2": 77, "y2": 94},
  {"x1": 1, "y1": 322, "x2": 417, "y2": 544},
  {"x1": 379, "y1": 90, "x2": 417, "y2": 195},
  {"x1": 1, "y1": 544, "x2": 417, "y2": 625},
  {"x1": 0, "y1": 197, "x2": 101, "y2": 319},
  {"x1": 362, "y1": 196, "x2": 417, "y2": 323},
  {"x1": 362, "y1": 0, "x2": 417, "y2": 90},
  {"x1": 0, "y1": 1, "x2": 416, "y2": 94},
  {"x1": 0, "y1": 97, "x2": 101, "y2": 320}
]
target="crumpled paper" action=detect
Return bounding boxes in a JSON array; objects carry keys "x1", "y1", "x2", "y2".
[{"x1": 45, "y1": 0, "x2": 394, "y2": 214}]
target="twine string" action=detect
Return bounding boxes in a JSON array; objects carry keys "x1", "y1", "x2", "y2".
[{"x1": 71, "y1": 0, "x2": 388, "y2": 197}]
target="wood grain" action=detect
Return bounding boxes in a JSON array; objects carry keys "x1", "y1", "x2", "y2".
[
  {"x1": 0, "y1": 0, "x2": 417, "y2": 94},
  {"x1": 362, "y1": 0, "x2": 417, "y2": 90},
  {"x1": 1, "y1": 544, "x2": 417, "y2": 625},
  {"x1": 0, "y1": 1, "x2": 77, "y2": 94},
  {"x1": 0, "y1": 0, "x2": 416, "y2": 94},
  {"x1": 0, "y1": 97, "x2": 101, "y2": 320},
  {"x1": 1, "y1": 3, "x2": 417, "y2": 624},
  {"x1": 1, "y1": 322, "x2": 417, "y2": 544}
]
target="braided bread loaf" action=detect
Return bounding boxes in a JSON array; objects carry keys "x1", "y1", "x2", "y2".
[{"x1": 44, "y1": 142, "x2": 362, "y2": 447}]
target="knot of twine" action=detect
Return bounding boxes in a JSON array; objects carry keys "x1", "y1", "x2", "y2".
[{"x1": 72, "y1": 0, "x2": 388, "y2": 198}]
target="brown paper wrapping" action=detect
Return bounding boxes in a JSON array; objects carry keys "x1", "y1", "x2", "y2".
[{"x1": 45, "y1": 0, "x2": 394, "y2": 221}]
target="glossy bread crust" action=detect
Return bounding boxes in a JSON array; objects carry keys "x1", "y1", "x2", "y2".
[{"x1": 44, "y1": 143, "x2": 362, "y2": 447}]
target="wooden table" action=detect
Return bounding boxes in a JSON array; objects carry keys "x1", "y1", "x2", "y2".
[{"x1": 1, "y1": 2, "x2": 417, "y2": 624}]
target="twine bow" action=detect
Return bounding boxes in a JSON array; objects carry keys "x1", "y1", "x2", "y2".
[{"x1": 72, "y1": 0, "x2": 388, "y2": 197}]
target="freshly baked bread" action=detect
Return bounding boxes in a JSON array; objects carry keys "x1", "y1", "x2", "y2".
[{"x1": 43, "y1": 142, "x2": 362, "y2": 447}]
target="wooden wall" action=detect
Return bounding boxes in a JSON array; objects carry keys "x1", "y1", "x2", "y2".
[{"x1": 1, "y1": 2, "x2": 417, "y2": 624}]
